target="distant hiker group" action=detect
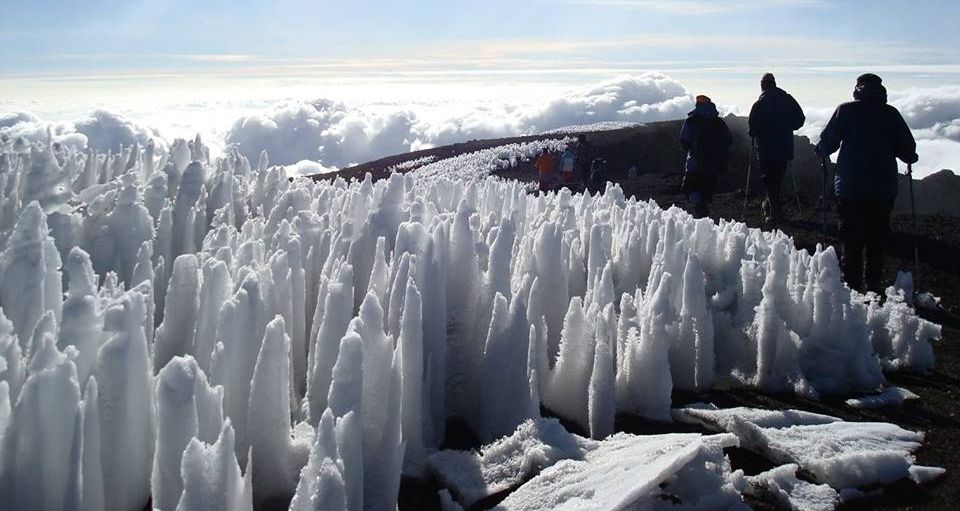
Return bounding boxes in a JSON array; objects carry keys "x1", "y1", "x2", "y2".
[
  {"x1": 534, "y1": 72, "x2": 920, "y2": 295},
  {"x1": 534, "y1": 134, "x2": 612, "y2": 194}
]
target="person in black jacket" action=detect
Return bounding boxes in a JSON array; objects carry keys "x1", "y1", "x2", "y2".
[
  {"x1": 816, "y1": 73, "x2": 918, "y2": 293},
  {"x1": 748, "y1": 73, "x2": 805, "y2": 226},
  {"x1": 680, "y1": 95, "x2": 733, "y2": 218},
  {"x1": 574, "y1": 134, "x2": 595, "y2": 186}
]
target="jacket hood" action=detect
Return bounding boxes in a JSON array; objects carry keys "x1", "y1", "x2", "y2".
[
  {"x1": 853, "y1": 81, "x2": 888, "y2": 104},
  {"x1": 689, "y1": 101, "x2": 719, "y2": 119}
]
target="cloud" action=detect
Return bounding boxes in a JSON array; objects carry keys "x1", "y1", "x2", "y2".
[
  {"x1": 891, "y1": 86, "x2": 960, "y2": 143},
  {"x1": 224, "y1": 99, "x2": 418, "y2": 168},
  {"x1": 74, "y1": 110, "x2": 162, "y2": 152},
  {"x1": 0, "y1": 111, "x2": 39, "y2": 129},
  {"x1": 0, "y1": 109, "x2": 163, "y2": 153},
  {"x1": 225, "y1": 73, "x2": 694, "y2": 166}
]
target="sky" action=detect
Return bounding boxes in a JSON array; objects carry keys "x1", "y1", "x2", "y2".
[{"x1": 2, "y1": 0, "x2": 960, "y2": 174}]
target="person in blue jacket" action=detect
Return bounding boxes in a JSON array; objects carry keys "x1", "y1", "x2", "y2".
[
  {"x1": 816, "y1": 73, "x2": 918, "y2": 293},
  {"x1": 680, "y1": 95, "x2": 732, "y2": 218},
  {"x1": 748, "y1": 73, "x2": 805, "y2": 226}
]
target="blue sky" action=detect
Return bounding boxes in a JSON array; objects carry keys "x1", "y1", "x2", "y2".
[
  {"x1": 3, "y1": 0, "x2": 958, "y2": 71},
  {"x1": 2, "y1": 0, "x2": 960, "y2": 141}
]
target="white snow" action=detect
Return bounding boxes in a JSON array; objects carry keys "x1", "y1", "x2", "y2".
[
  {"x1": 541, "y1": 121, "x2": 642, "y2": 135},
  {"x1": 0, "y1": 134, "x2": 944, "y2": 510}
]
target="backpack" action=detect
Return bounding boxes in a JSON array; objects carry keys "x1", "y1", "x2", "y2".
[{"x1": 693, "y1": 117, "x2": 731, "y2": 172}]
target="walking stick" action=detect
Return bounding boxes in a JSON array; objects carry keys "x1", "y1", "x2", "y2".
[
  {"x1": 820, "y1": 157, "x2": 828, "y2": 246},
  {"x1": 789, "y1": 160, "x2": 802, "y2": 215},
  {"x1": 742, "y1": 138, "x2": 755, "y2": 221},
  {"x1": 908, "y1": 163, "x2": 921, "y2": 291}
]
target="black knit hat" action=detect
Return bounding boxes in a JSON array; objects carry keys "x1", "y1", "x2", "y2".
[
  {"x1": 761, "y1": 73, "x2": 776, "y2": 85},
  {"x1": 856, "y1": 73, "x2": 882, "y2": 86}
]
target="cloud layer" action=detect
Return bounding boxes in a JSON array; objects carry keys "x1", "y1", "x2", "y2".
[
  {"x1": 3, "y1": 74, "x2": 957, "y2": 178},
  {"x1": 0, "y1": 109, "x2": 161, "y2": 153},
  {"x1": 225, "y1": 73, "x2": 694, "y2": 167}
]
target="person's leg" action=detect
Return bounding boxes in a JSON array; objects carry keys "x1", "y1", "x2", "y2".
[
  {"x1": 761, "y1": 160, "x2": 787, "y2": 222},
  {"x1": 838, "y1": 199, "x2": 866, "y2": 292},
  {"x1": 700, "y1": 172, "x2": 717, "y2": 217},
  {"x1": 864, "y1": 199, "x2": 895, "y2": 294}
]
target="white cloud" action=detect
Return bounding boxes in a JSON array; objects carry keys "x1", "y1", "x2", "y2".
[
  {"x1": 0, "y1": 109, "x2": 162, "y2": 152},
  {"x1": 891, "y1": 86, "x2": 960, "y2": 143},
  {"x1": 225, "y1": 73, "x2": 694, "y2": 166},
  {"x1": 73, "y1": 110, "x2": 162, "y2": 152}
]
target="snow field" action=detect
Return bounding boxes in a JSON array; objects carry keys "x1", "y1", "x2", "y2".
[{"x1": 0, "y1": 135, "x2": 943, "y2": 509}]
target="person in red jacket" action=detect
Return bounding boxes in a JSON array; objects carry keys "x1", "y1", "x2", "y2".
[{"x1": 534, "y1": 148, "x2": 557, "y2": 192}]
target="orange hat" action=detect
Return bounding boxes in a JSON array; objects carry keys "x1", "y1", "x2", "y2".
[{"x1": 695, "y1": 95, "x2": 712, "y2": 104}]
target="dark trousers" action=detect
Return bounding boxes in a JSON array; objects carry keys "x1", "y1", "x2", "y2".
[
  {"x1": 760, "y1": 160, "x2": 787, "y2": 221},
  {"x1": 838, "y1": 198, "x2": 894, "y2": 294},
  {"x1": 682, "y1": 170, "x2": 717, "y2": 218}
]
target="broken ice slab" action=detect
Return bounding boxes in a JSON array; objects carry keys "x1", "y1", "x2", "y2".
[
  {"x1": 493, "y1": 431, "x2": 745, "y2": 510},
  {"x1": 744, "y1": 464, "x2": 839, "y2": 511},
  {"x1": 428, "y1": 417, "x2": 740, "y2": 509},
  {"x1": 730, "y1": 418, "x2": 942, "y2": 489},
  {"x1": 672, "y1": 403, "x2": 841, "y2": 432},
  {"x1": 427, "y1": 418, "x2": 592, "y2": 507}
]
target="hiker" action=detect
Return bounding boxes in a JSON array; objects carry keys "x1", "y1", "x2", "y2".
[
  {"x1": 534, "y1": 147, "x2": 557, "y2": 192},
  {"x1": 589, "y1": 158, "x2": 607, "y2": 193},
  {"x1": 816, "y1": 73, "x2": 918, "y2": 294},
  {"x1": 574, "y1": 134, "x2": 595, "y2": 185},
  {"x1": 679, "y1": 95, "x2": 732, "y2": 218},
  {"x1": 748, "y1": 73, "x2": 805, "y2": 226},
  {"x1": 559, "y1": 146, "x2": 576, "y2": 185}
]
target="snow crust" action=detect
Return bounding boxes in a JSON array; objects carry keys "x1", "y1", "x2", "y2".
[{"x1": 0, "y1": 135, "x2": 943, "y2": 509}]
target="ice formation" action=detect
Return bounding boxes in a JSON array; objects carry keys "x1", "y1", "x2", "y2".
[{"x1": 0, "y1": 135, "x2": 943, "y2": 509}]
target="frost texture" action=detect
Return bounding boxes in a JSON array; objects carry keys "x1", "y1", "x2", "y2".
[{"x1": 0, "y1": 136, "x2": 942, "y2": 509}]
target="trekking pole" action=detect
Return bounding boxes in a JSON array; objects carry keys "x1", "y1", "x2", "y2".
[
  {"x1": 908, "y1": 163, "x2": 921, "y2": 291},
  {"x1": 742, "y1": 138, "x2": 755, "y2": 221},
  {"x1": 789, "y1": 160, "x2": 802, "y2": 215},
  {"x1": 819, "y1": 157, "x2": 828, "y2": 246}
]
